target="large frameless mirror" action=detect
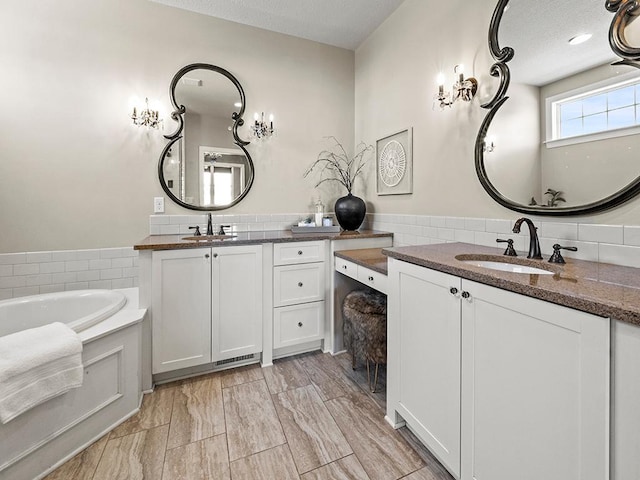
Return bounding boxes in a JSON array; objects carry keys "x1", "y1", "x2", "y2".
[
  {"x1": 475, "y1": 0, "x2": 640, "y2": 216},
  {"x1": 159, "y1": 64, "x2": 254, "y2": 210}
]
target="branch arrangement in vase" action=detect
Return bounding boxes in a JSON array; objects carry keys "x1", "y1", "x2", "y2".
[{"x1": 304, "y1": 137, "x2": 374, "y2": 231}]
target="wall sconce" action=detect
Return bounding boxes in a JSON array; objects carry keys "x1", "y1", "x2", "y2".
[
  {"x1": 131, "y1": 97, "x2": 162, "y2": 129},
  {"x1": 251, "y1": 112, "x2": 275, "y2": 140},
  {"x1": 434, "y1": 65, "x2": 478, "y2": 110},
  {"x1": 483, "y1": 135, "x2": 496, "y2": 153}
]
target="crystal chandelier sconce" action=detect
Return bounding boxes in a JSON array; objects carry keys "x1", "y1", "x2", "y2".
[
  {"x1": 131, "y1": 98, "x2": 162, "y2": 129},
  {"x1": 483, "y1": 135, "x2": 496, "y2": 153},
  {"x1": 434, "y1": 64, "x2": 478, "y2": 110},
  {"x1": 251, "y1": 112, "x2": 275, "y2": 140}
]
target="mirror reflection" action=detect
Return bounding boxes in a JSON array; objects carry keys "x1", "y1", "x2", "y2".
[
  {"x1": 480, "y1": 0, "x2": 640, "y2": 212},
  {"x1": 159, "y1": 65, "x2": 254, "y2": 210}
]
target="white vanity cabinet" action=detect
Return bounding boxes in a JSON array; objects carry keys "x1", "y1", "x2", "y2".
[
  {"x1": 152, "y1": 248, "x2": 212, "y2": 373},
  {"x1": 272, "y1": 241, "x2": 325, "y2": 350},
  {"x1": 151, "y1": 245, "x2": 263, "y2": 374},
  {"x1": 387, "y1": 257, "x2": 610, "y2": 480}
]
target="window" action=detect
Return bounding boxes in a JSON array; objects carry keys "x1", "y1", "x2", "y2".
[{"x1": 546, "y1": 73, "x2": 640, "y2": 148}]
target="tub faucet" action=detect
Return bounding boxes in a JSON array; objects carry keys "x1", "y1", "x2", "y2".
[
  {"x1": 512, "y1": 217, "x2": 542, "y2": 259},
  {"x1": 206, "y1": 213, "x2": 214, "y2": 236}
]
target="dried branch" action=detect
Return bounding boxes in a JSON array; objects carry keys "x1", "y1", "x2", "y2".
[{"x1": 304, "y1": 137, "x2": 373, "y2": 194}]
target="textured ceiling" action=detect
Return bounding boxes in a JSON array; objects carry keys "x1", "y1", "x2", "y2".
[
  {"x1": 148, "y1": 0, "x2": 405, "y2": 50},
  {"x1": 500, "y1": 0, "x2": 616, "y2": 86}
]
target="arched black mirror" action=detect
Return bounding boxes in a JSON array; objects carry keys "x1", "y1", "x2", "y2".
[
  {"x1": 476, "y1": 0, "x2": 640, "y2": 216},
  {"x1": 159, "y1": 64, "x2": 254, "y2": 211}
]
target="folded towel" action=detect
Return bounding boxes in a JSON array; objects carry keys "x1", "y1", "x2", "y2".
[{"x1": 0, "y1": 322, "x2": 83, "y2": 424}]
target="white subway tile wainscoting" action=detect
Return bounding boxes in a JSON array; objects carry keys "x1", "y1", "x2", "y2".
[{"x1": 1, "y1": 213, "x2": 639, "y2": 300}]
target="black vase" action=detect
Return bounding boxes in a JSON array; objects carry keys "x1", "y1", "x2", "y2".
[{"x1": 334, "y1": 193, "x2": 366, "y2": 231}]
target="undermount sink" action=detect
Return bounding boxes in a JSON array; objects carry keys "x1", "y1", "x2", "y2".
[
  {"x1": 182, "y1": 234, "x2": 237, "y2": 241},
  {"x1": 455, "y1": 254, "x2": 555, "y2": 275}
]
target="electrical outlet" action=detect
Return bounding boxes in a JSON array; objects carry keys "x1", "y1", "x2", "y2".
[{"x1": 153, "y1": 197, "x2": 164, "y2": 213}]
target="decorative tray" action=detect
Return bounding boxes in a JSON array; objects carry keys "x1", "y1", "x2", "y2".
[{"x1": 291, "y1": 225, "x2": 341, "y2": 233}]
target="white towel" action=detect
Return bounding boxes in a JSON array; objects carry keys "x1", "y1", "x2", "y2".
[{"x1": 0, "y1": 322, "x2": 83, "y2": 424}]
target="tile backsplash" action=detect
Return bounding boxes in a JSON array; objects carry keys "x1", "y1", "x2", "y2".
[
  {"x1": 0, "y1": 247, "x2": 138, "y2": 300},
  {"x1": 1, "y1": 212, "x2": 639, "y2": 300}
]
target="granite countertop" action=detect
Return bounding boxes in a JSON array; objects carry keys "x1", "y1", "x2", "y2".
[
  {"x1": 383, "y1": 242, "x2": 640, "y2": 326},
  {"x1": 334, "y1": 248, "x2": 389, "y2": 275},
  {"x1": 134, "y1": 230, "x2": 392, "y2": 251}
]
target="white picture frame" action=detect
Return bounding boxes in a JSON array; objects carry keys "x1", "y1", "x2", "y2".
[{"x1": 376, "y1": 127, "x2": 413, "y2": 195}]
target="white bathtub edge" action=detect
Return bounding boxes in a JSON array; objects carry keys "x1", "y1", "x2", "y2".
[{"x1": 78, "y1": 288, "x2": 146, "y2": 344}]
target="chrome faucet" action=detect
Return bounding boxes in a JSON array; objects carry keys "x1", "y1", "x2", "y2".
[
  {"x1": 206, "y1": 213, "x2": 214, "y2": 236},
  {"x1": 512, "y1": 217, "x2": 542, "y2": 259}
]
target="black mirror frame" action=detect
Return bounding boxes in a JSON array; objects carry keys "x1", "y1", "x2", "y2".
[
  {"x1": 158, "y1": 63, "x2": 255, "y2": 211},
  {"x1": 475, "y1": 0, "x2": 640, "y2": 216}
]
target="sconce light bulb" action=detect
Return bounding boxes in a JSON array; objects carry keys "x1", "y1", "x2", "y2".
[
  {"x1": 269, "y1": 114, "x2": 274, "y2": 122},
  {"x1": 437, "y1": 73, "x2": 445, "y2": 86},
  {"x1": 254, "y1": 112, "x2": 259, "y2": 121}
]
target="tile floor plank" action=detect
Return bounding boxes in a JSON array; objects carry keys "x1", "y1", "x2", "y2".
[
  {"x1": 223, "y1": 379, "x2": 286, "y2": 461},
  {"x1": 263, "y1": 357, "x2": 311, "y2": 394},
  {"x1": 230, "y1": 444, "x2": 300, "y2": 480},
  {"x1": 162, "y1": 433, "x2": 230, "y2": 480},
  {"x1": 110, "y1": 386, "x2": 176, "y2": 439},
  {"x1": 220, "y1": 363, "x2": 264, "y2": 388},
  {"x1": 400, "y1": 467, "x2": 442, "y2": 480},
  {"x1": 44, "y1": 434, "x2": 109, "y2": 480},
  {"x1": 326, "y1": 393, "x2": 424, "y2": 480},
  {"x1": 93, "y1": 424, "x2": 168, "y2": 480},
  {"x1": 274, "y1": 384, "x2": 352, "y2": 473},
  {"x1": 167, "y1": 375, "x2": 225, "y2": 449},
  {"x1": 300, "y1": 454, "x2": 371, "y2": 480},
  {"x1": 297, "y1": 352, "x2": 361, "y2": 401}
]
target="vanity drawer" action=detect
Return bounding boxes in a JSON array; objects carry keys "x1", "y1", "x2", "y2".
[
  {"x1": 335, "y1": 256, "x2": 357, "y2": 280},
  {"x1": 274, "y1": 263, "x2": 325, "y2": 307},
  {"x1": 274, "y1": 241, "x2": 325, "y2": 266},
  {"x1": 274, "y1": 301, "x2": 324, "y2": 348},
  {"x1": 356, "y1": 265, "x2": 388, "y2": 294}
]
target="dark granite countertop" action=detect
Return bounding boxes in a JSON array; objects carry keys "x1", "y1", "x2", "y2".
[
  {"x1": 383, "y1": 242, "x2": 640, "y2": 326},
  {"x1": 334, "y1": 248, "x2": 388, "y2": 275},
  {"x1": 134, "y1": 230, "x2": 392, "y2": 251}
]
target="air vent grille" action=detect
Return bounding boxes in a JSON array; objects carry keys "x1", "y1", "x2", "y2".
[{"x1": 214, "y1": 354, "x2": 255, "y2": 367}]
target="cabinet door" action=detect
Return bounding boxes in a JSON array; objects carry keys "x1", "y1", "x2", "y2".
[
  {"x1": 460, "y1": 280, "x2": 609, "y2": 480},
  {"x1": 387, "y1": 258, "x2": 462, "y2": 477},
  {"x1": 151, "y1": 248, "x2": 211, "y2": 373},
  {"x1": 211, "y1": 245, "x2": 263, "y2": 362}
]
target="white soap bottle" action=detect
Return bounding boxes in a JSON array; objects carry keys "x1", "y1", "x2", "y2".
[{"x1": 314, "y1": 199, "x2": 324, "y2": 227}]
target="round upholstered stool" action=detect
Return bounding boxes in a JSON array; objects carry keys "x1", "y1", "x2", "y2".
[{"x1": 342, "y1": 290, "x2": 387, "y2": 392}]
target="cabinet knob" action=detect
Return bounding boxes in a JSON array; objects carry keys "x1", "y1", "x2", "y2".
[
  {"x1": 213, "y1": 253, "x2": 218, "y2": 258},
  {"x1": 298, "y1": 250, "x2": 303, "y2": 255},
  {"x1": 450, "y1": 287, "x2": 458, "y2": 295},
  {"x1": 461, "y1": 291, "x2": 471, "y2": 299},
  {"x1": 368, "y1": 276, "x2": 374, "y2": 281},
  {"x1": 298, "y1": 322, "x2": 303, "y2": 327},
  {"x1": 205, "y1": 254, "x2": 210, "y2": 259},
  {"x1": 298, "y1": 282, "x2": 303, "y2": 287},
  {"x1": 342, "y1": 265, "x2": 347, "y2": 270}
]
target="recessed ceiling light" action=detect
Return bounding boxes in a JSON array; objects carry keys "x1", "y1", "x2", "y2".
[
  {"x1": 568, "y1": 33, "x2": 592, "y2": 46},
  {"x1": 234, "y1": 102, "x2": 242, "y2": 108}
]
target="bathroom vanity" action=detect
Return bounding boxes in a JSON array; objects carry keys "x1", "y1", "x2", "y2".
[
  {"x1": 384, "y1": 242, "x2": 640, "y2": 480},
  {"x1": 134, "y1": 230, "x2": 392, "y2": 384}
]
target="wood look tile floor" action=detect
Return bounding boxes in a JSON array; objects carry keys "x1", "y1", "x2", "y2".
[{"x1": 45, "y1": 352, "x2": 454, "y2": 480}]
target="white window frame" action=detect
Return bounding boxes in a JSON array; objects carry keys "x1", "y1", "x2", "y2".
[{"x1": 545, "y1": 70, "x2": 640, "y2": 149}]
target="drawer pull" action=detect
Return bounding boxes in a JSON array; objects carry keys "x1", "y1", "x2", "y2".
[
  {"x1": 298, "y1": 250, "x2": 303, "y2": 255},
  {"x1": 368, "y1": 276, "x2": 374, "y2": 281},
  {"x1": 298, "y1": 282, "x2": 303, "y2": 287},
  {"x1": 342, "y1": 265, "x2": 347, "y2": 269},
  {"x1": 298, "y1": 322, "x2": 303, "y2": 327}
]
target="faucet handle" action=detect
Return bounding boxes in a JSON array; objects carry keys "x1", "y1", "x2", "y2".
[
  {"x1": 497, "y1": 238, "x2": 517, "y2": 257},
  {"x1": 548, "y1": 244, "x2": 577, "y2": 264},
  {"x1": 218, "y1": 225, "x2": 231, "y2": 235},
  {"x1": 189, "y1": 226, "x2": 202, "y2": 236}
]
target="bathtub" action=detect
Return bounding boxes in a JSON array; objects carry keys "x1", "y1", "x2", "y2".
[
  {"x1": 0, "y1": 288, "x2": 146, "y2": 480},
  {"x1": 0, "y1": 289, "x2": 127, "y2": 337}
]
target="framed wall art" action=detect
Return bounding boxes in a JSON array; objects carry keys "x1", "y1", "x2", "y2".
[{"x1": 376, "y1": 127, "x2": 413, "y2": 195}]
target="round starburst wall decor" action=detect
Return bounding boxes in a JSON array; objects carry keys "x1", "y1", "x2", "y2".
[{"x1": 378, "y1": 140, "x2": 406, "y2": 187}]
